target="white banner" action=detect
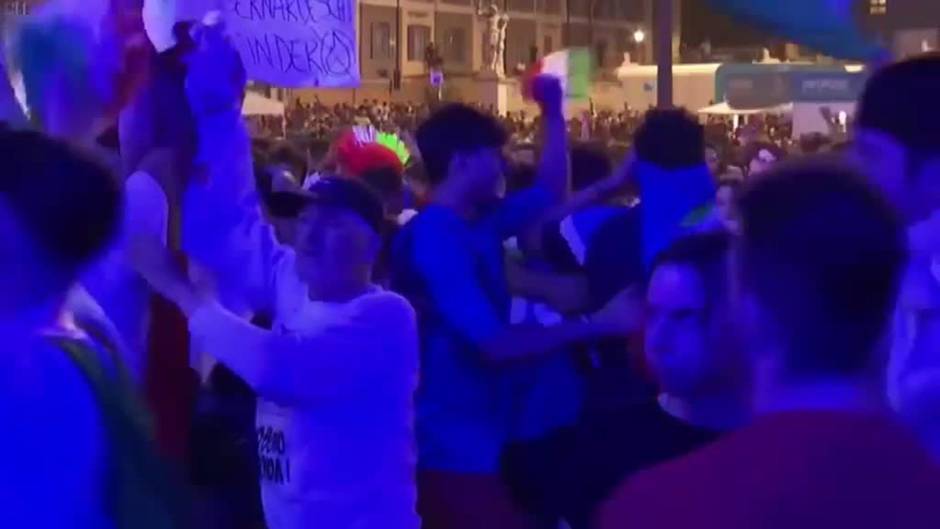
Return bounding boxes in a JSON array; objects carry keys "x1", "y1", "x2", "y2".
[{"x1": 223, "y1": 0, "x2": 359, "y2": 88}]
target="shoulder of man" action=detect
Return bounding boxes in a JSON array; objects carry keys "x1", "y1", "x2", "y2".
[
  {"x1": 352, "y1": 290, "x2": 420, "y2": 373},
  {"x1": 399, "y1": 206, "x2": 463, "y2": 239},
  {"x1": 597, "y1": 461, "x2": 683, "y2": 529},
  {"x1": 909, "y1": 212, "x2": 940, "y2": 294},
  {"x1": 354, "y1": 289, "x2": 418, "y2": 328},
  {"x1": 599, "y1": 422, "x2": 765, "y2": 529},
  {"x1": 901, "y1": 212, "x2": 940, "y2": 310}
]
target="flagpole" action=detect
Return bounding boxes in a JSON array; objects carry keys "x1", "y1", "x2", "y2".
[{"x1": 655, "y1": 0, "x2": 673, "y2": 108}]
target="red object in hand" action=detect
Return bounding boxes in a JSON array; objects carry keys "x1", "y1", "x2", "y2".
[{"x1": 521, "y1": 60, "x2": 544, "y2": 101}]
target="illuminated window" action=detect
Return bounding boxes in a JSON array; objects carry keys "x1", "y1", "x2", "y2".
[
  {"x1": 370, "y1": 22, "x2": 392, "y2": 60},
  {"x1": 442, "y1": 27, "x2": 467, "y2": 63},
  {"x1": 3, "y1": 1, "x2": 29, "y2": 15},
  {"x1": 407, "y1": 25, "x2": 431, "y2": 62},
  {"x1": 870, "y1": 0, "x2": 887, "y2": 15}
]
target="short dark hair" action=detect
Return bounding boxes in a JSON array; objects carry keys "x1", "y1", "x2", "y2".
[
  {"x1": 743, "y1": 141, "x2": 786, "y2": 168},
  {"x1": 0, "y1": 130, "x2": 121, "y2": 279},
  {"x1": 571, "y1": 143, "x2": 613, "y2": 191},
  {"x1": 307, "y1": 139, "x2": 331, "y2": 163},
  {"x1": 634, "y1": 109, "x2": 705, "y2": 170},
  {"x1": 269, "y1": 141, "x2": 308, "y2": 180},
  {"x1": 857, "y1": 54, "x2": 940, "y2": 158},
  {"x1": 416, "y1": 104, "x2": 507, "y2": 185},
  {"x1": 653, "y1": 232, "x2": 732, "y2": 313},
  {"x1": 737, "y1": 159, "x2": 906, "y2": 377},
  {"x1": 360, "y1": 166, "x2": 404, "y2": 199}
]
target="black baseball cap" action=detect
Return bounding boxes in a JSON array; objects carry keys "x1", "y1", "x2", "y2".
[
  {"x1": 304, "y1": 177, "x2": 385, "y2": 233},
  {"x1": 266, "y1": 191, "x2": 310, "y2": 219}
]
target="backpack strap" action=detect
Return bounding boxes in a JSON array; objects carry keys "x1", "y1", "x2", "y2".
[{"x1": 54, "y1": 335, "x2": 189, "y2": 529}]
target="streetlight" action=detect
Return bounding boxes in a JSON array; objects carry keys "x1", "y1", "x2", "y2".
[{"x1": 630, "y1": 28, "x2": 646, "y2": 64}]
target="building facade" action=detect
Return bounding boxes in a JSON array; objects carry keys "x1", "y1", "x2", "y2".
[
  {"x1": 359, "y1": 0, "x2": 654, "y2": 85},
  {"x1": 0, "y1": 0, "x2": 663, "y2": 106},
  {"x1": 858, "y1": 0, "x2": 940, "y2": 57},
  {"x1": 1, "y1": 0, "x2": 35, "y2": 23}
]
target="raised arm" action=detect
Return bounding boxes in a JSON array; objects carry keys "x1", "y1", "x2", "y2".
[
  {"x1": 532, "y1": 75, "x2": 569, "y2": 203},
  {"x1": 517, "y1": 151, "x2": 634, "y2": 257},
  {"x1": 182, "y1": 115, "x2": 289, "y2": 311},
  {"x1": 180, "y1": 23, "x2": 286, "y2": 314},
  {"x1": 487, "y1": 76, "x2": 569, "y2": 240}
]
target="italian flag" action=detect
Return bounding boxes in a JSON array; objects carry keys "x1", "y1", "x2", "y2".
[{"x1": 525, "y1": 47, "x2": 593, "y2": 101}]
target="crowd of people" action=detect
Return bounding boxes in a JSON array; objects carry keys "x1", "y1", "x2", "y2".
[
  {"x1": 249, "y1": 97, "x2": 838, "y2": 204},
  {"x1": 250, "y1": 98, "x2": 650, "y2": 149},
  {"x1": 3, "y1": 8, "x2": 940, "y2": 529}
]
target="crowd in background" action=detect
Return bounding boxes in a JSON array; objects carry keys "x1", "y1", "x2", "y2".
[
  {"x1": 3, "y1": 6, "x2": 940, "y2": 529},
  {"x1": 171, "y1": 49, "x2": 940, "y2": 529},
  {"x1": 248, "y1": 97, "x2": 845, "y2": 197},
  {"x1": 249, "y1": 99, "x2": 647, "y2": 146}
]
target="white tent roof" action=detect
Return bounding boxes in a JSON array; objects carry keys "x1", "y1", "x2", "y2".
[
  {"x1": 242, "y1": 91, "x2": 285, "y2": 116},
  {"x1": 697, "y1": 101, "x2": 793, "y2": 116}
]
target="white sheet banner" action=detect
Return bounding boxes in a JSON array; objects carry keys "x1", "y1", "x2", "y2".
[{"x1": 223, "y1": 0, "x2": 359, "y2": 88}]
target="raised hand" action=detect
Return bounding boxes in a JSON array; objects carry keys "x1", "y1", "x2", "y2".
[
  {"x1": 185, "y1": 19, "x2": 246, "y2": 118},
  {"x1": 530, "y1": 74, "x2": 564, "y2": 117}
]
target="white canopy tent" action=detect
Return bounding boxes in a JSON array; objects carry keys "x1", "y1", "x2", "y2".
[
  {"x1": 697, "y1": 101, "x2": 793, "y2": 116},
  {"x1": 242, "y1": 91, "x2": 285, "y2": 116}
]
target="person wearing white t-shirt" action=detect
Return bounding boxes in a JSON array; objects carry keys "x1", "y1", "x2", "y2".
[
  {"x1": 139, "y1": 175, "x2": 421, "y2": 529},
  {"x1": 135, "y1": 27, "x2": 419, "y2": 528}
]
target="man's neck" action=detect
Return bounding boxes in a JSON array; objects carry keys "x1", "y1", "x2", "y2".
[
  {"x1": 430, "y1": 182, "x2": 476, "y2": 220},
  {"x1": 658, "y1": 391, "x2": 749, "y2": 431},
  {"x1": 753, "y1": 376, "x2": 884, "y2": 416}
]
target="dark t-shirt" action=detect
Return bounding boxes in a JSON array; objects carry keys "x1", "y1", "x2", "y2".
[
  {"x1": 600, "y1": 411, "x2": 940, "y2": 529},
  {"x1": 543, "y1": 206, "x2": 655, "y2": 408},
  {"x1": 542, "y1": 206, "x2": 645, "y2": 312},
  {"x1": 563, "y1": 399, "x2": 721, "y2": 529}
]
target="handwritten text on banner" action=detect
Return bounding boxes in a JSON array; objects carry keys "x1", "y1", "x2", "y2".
[{"x1": 224, "y1": 0, "x2": 359, "y2": 88}]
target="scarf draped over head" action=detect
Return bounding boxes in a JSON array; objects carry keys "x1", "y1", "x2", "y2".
[{"x1": 636, "y1": 160, "x2": 716, "y2": 269}]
